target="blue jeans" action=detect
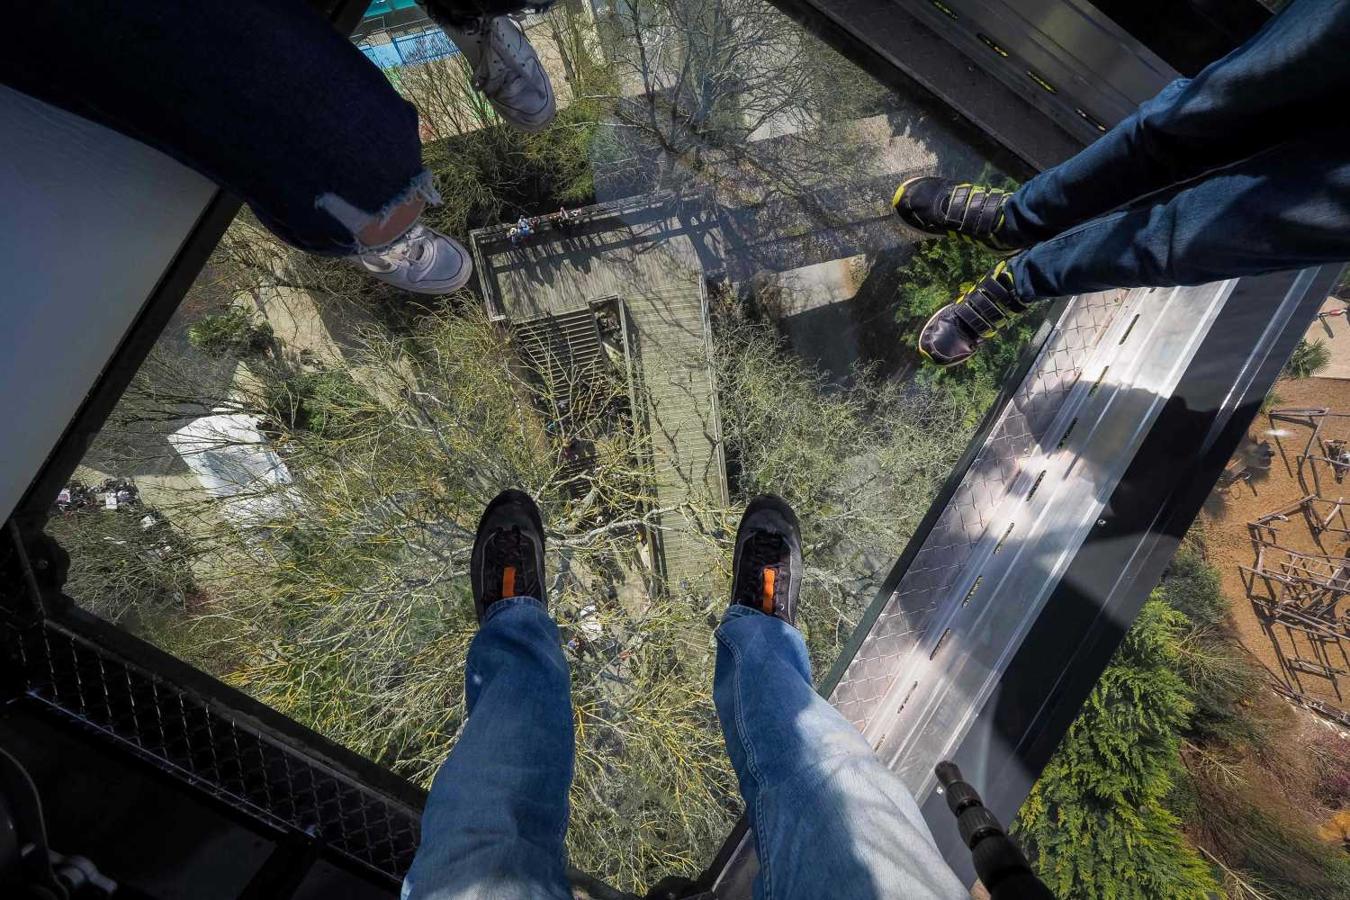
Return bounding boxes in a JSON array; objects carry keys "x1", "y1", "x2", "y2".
[
  {"x1": 402, "y1": 600, "x2": 966, "y2": 900},
  {"x1": 0, "y1": 0, "x2": 438, "y2": 256},
  {"x1": 1001, "y1": 0, "x2": 1350, "y2": 300}
]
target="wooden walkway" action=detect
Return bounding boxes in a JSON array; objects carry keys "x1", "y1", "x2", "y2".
[{"x1": 471, "y1": 201, "x2": 728, "y2": 590}]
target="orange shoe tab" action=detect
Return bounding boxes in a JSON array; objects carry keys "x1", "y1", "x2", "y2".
[
  {"x1": 502, "y1": 565, "x2": 516, "y2": 598},
  {"x1": 761, "y1": 567, "x2": 776, "y2": 614}
]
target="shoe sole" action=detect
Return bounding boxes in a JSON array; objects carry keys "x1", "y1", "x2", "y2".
[
  {"x1": 500, "y1": 90, "x2": 556, "y2": 133},
  {"x1": 471, "y1": 489, "x2": 546, "y2": 621},
  {"x1": 490, "y1": 59, "x2": 557, "y2": 133}
]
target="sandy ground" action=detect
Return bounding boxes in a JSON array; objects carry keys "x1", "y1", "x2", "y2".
[{"x1": 1204, "y1": 375, "x2": 1350, "y2": 713}]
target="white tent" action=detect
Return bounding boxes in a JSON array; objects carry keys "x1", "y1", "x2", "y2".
[{"x1": 167, "y1": 413, "x2": 297, "y2": 525}]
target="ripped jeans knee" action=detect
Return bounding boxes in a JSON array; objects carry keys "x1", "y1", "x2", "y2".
[{"x1": 315, "y1": 169, "x2": 442, "y2": 255}]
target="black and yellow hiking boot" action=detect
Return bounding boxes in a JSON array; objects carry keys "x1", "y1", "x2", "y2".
[
  {"x1": 730, "y1": 495, "x2": 803, "y2": 627},
  {"x1": 892, "y1": 176, "x2": 1023, "y2": 252},
  {"x1": 471, "y1": 489, "x2": 547, "y2": 621},
  {"x1": 918, "y1": 258, "x2": 1034, "y2": 368}
]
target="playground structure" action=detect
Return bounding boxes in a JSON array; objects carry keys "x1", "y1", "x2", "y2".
[
  {"x1": 1240, "y1": 408, "x2": 1350, "y2": 724},
  {"x1": 1249, "y1": 495, "x2": 1350, "y2": 551},
  {"x1": 1268, "y1": 407, "x2": 1350, "y2": 496}
]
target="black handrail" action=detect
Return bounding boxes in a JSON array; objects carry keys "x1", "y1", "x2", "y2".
[{"x1": 935, "y1": 762, "x2": 1054, "y2": 900}]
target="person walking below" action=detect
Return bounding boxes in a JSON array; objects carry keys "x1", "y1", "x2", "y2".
[
  {"x1": 401, "y1": 490, "x2": 968, "y2": 900},
  {"x1": 891, "y1": 0, "x2": 1350, "y2": 367},
  {"x1": 2, "y1": 0, "x2": 557, "y2": 296}
]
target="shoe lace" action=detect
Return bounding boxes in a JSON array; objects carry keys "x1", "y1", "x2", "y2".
[
  {"x1": 379, "y1": 225, "x2": 431, "y2": 265},
  {"x1": 489, "y1": 526, "x2": 540, "y2": 598},
  {"x1": 472, "y1": 16, "x2": 534, "y2": 93},
  {"x1": 736, "y1": 532, "x2": 786, "y2": 608}
]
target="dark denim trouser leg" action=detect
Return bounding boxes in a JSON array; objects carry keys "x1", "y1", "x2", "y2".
[
  {"x1": 1001, "y1": 0, "x2": 1350, "y2": 245},
  {"x1": 713, "y1": 606, "x2": 966, "y2": 900},
  {"x1": 403, "y1": 599, "x2": 573, "y2": 900},
  {"x1": 1009, "y1": 135, "x2": 1350, "y2": 300},
  {"x1": 0, "y1": 0, "x2": 430, "y2": 256}
]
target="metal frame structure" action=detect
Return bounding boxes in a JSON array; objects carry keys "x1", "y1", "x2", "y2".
[
  {"x1": 765, "y1": 0, "x2": 1077, "y2": 172},
  {"x1": 1250, "y1": 496, "x2": 1350, "y2": 550},
  {"x1": 1241, "y1": 407, "x2": 1350, "y2": 715},
  {"x1": 5, "y1": 1, "x2": 1340, "y2": 898},
  {"x1": 1243, "y1": 544, "x2": 1350, "y2": 705},
  {"x1": 1241, "y1": 544, "x2": 1350, "y2": 621},
  {"x1": 1269, "y1": 407, "x2": 1350, "y2": 497}
]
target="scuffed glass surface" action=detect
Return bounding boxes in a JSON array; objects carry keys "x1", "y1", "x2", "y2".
[{"x1": 47, "y1": 0, "x2": 1035, "y2": 889}]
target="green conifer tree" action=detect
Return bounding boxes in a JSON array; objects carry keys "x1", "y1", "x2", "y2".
[{"x1": 1014, "y1": 598, "x2": 1222, "y2": 900}]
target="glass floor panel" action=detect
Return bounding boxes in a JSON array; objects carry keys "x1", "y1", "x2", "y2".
[{"x1": 43, "y1": 1, "x2": 1035, "y2": 890}]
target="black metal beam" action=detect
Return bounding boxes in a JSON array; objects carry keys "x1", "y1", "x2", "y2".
[
  {"x1": 239, "y1": 840, "x2": 321, "y2": 900},
  {"x1": 763, "y1": 0, "x2": 1086, "y2": 172},
  {"x1": 762, "y1": 0, "x2": 1060, "y2": 177},
  {"x1": 1087, "y1": 0, "x2": 1269, "y2": 76}
]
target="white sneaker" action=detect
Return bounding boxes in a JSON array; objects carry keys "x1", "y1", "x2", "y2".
[
  {"x1": 441, "y1": 15, "x2": 557, "y2": 132},
  {"x1": 351, "y1": 223, "x2": 473, "y2": 294}
]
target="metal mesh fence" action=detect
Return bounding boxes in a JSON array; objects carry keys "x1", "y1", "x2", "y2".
[{"x1": 4, "y1": 618, "x2": 422, "y2": 884}]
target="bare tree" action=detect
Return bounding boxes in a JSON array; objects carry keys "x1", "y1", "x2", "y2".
[{"x1": 593, "y1": 0, "x2": 888, "y2": 204}]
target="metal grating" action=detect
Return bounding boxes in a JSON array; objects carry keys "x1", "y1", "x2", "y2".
[
  {"x1": 514, "y1": 308, "x2": 608, "y2": 385},
  {"x1": 829, "y1": 289, "x2": 1125, "y2": 730},
  {"x1": 4, "y1": 619, "x2": 422, "y2": 884}
]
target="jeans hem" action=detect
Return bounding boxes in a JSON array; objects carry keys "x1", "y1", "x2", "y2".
[
  {"x1": 481, "y1": 595, "x2": 549, "y2": 625},
  {"x1": 1007, "y1": 253, "x2": 1034, "y2": 302},
  {"x1": 719, "y1": 603, "x2": 764, "y2": 626}
]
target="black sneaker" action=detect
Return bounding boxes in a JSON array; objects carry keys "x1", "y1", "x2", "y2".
[
  {"x1": 918, "y1": 259, "x2": 1034, "y2": 368},
  {"x1": 470, "y1": 489, "x2": 547, "y2": 622},
  {"x1": 730, "y1": 495, "x2": 803, "y2": 627},
  {"x1": 892, "y1": 176, "x2": 1022, "y2": 252}
]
